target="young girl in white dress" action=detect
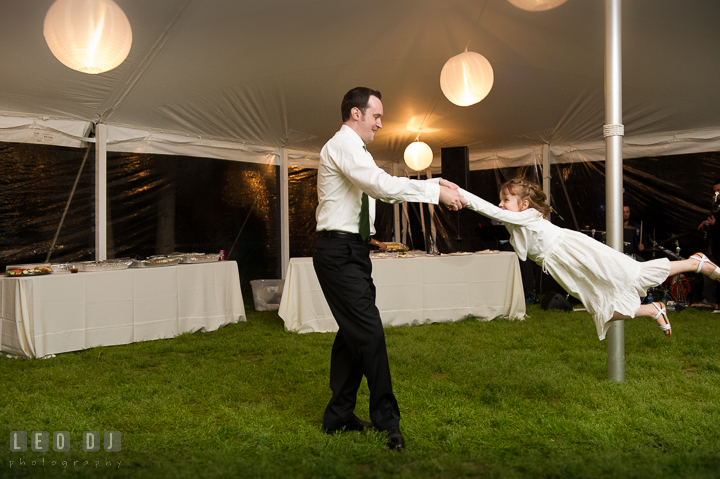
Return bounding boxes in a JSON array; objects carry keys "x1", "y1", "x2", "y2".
[{"x1": 459, "y1": 178, "x2": 720, "y2": 340}]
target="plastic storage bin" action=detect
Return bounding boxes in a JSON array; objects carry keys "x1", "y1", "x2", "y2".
[{"x1": 250, "y1": 279, "x2": 285, "y2": 311}]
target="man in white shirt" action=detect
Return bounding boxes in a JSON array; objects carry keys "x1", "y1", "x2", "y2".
[{"x1": 314, "y1": 87, "x2": 466, "y2": 450}]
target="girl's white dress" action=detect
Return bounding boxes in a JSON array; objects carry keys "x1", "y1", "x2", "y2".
[{"x1": 461, "y1": 189, "x2": 670, "y2": 340}]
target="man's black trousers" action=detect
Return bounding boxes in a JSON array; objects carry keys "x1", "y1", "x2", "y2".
[{"x1": 313, "y1": 234, "x2": 401, "y2": 431}]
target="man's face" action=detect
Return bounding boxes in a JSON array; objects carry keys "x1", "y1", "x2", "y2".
[
  {"x1": 623, "y1": 206, "x2": 630, "y2": 221},
  {"x1": 713, "y1": 183, "x2": 720, "y2": 197},
  {"x1": 354, "y1": 95, "x2": 383, "y2": 144}
]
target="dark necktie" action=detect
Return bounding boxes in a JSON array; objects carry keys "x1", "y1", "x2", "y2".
[
  {"x1": 360, "y1": 192, "x2": 370, "y2": 241},
  {"x1": 359, "y1": 145, "x2": 370, "y2": 241}
]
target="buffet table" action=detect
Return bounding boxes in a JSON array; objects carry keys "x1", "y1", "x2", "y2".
[
  {"x1": 279, "y1": 252, "x2": 525, "y2": 333},
  {"x1": 0, "y1": 261, "x2": 245, "y2": 358}
]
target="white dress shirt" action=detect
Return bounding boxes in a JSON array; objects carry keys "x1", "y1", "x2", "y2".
[{"x1": 316, "y1": 124, "x2": 441, "y2": 235}]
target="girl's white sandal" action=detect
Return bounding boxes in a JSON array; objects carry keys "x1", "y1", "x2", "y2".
[
  {"x1": 691, "y1": 252, "x2": 720, "y2": 281},
  {"x1": 653, "y1": 302, "x2": 672, "y2": 336}
]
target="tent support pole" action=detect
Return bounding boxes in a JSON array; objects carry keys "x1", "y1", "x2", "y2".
[
  {"x1": 280, "y1": 148, "x2": 290, "y2": 279},
  {"x1": 426, "y1": 168, "x2": 437, "y2": 252},
  {"x1": 392, "y1": 162, "x2": 401, "y2": 243},
  {"x1": 95, "y1": 122, "x2": 107, "y2": 261},
  {"x1": 605, "y1": 0, "x2": 625, "y2": 383},
  {"x1": 542, "y1": 144, "x2": 551, "y2": 206},
  {"x1": 417, "y1": 171, "x2": 427, "y2": 249}
]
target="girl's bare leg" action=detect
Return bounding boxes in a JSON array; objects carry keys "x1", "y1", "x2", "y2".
[
  {"x1": 610, "y1": 303, "x2": 671, "y2": 336},
  {"x1": 599, "y1": 256, "x2": 710, "y2": 337},
  {"x1": 669, "y1": 256, "x2": 718, "y2": 277}
]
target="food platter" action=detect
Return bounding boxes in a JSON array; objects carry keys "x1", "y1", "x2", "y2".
[
  {"x1": 6, "y1": 264, "x2": 53, "y2": 276},
  {"x1": 382, "y1": 242, "x2": 409, "y2": 253},
  {"x1": 173, "y1": 253, "x2": 221, "y2": 264},
  {"x1": 77, "y1": 260, "x2": 133, "y2": 272},
  {"x1": 6, "y1": 254, "x2": 221, "y2": 275},
  {"x1": 130, "y1": 257, "x2": 181, "y2": 268}
]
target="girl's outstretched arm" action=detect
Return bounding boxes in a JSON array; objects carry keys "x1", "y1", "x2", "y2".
[{"x1": 458, "y1": 188, "x2": 540, "y2": 226}]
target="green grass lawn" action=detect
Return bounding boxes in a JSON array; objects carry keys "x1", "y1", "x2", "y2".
[{"x1": 1, "y1": 304, "x2": 719, "y2": 478}]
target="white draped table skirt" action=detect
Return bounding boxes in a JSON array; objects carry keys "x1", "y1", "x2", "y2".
[{"x1": 279, "y1": 252, "x2": 526, "y2": 333}]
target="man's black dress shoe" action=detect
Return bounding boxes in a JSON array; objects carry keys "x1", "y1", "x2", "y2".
[
  {"x1": 324, "y1": 414, "x2": 373, "y2": 434},
  {"x1": 384, "y1": 426, "x2": 405, "y2": 451}
]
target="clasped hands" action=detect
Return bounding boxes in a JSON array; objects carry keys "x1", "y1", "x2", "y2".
[{"x1": 439, "y1": 178, "x2": 467, "y2": 211}]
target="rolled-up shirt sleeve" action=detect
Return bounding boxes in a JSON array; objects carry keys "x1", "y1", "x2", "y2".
[{"x1": 328, "y1": 140, "x2": 440, "y2": 205}]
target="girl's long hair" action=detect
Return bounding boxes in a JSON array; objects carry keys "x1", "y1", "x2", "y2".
[{"x1": 500, "y1": 178, "x2": 552, "y2": 219}]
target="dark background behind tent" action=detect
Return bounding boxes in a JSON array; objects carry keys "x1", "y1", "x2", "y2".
[{"x1": 2, "y1": 142, "x2": 719, "y2": 300}]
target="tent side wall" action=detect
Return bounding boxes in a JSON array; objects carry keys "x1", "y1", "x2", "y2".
[{"x1": 3, "y1": 132, "x2": 719, "y2": 303}]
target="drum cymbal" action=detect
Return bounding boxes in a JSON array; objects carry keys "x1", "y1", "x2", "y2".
[
  {"x1": 624, "y1": 225, "x2": 638, "y2": 230},
  {"x1": 659, "y1": 231, "x2": 694, "y2": 244},
  {"x1": 580, "y1": 229, "x2": 606, "y2": 234}
]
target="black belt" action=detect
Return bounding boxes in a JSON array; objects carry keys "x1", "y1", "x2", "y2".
[{"x1": 319, "y1": 230, "x2": 366, "y2": 241}]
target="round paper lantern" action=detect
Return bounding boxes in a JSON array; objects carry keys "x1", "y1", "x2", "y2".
[
  {"x1": 507, "y1": 0, "x2": 569, "y2": 12},
  {"x1": 44, "y1": 0, "x2": 132, "y2": 74},
  {"x1": 404, "y1": 141, "x2": 434, "y2": 171},
  {"x1": 440, "y1": 51, "x2": 494, "y2": 107}
]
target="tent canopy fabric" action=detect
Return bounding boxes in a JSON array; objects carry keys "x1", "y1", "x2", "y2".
[{"x1": 1, "y1": 0, "x2": 719, "y2": 169}]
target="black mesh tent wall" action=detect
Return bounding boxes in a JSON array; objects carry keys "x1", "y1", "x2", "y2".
[{"x1": 2, "y1": 141, "x2": 719, "y2": 300}]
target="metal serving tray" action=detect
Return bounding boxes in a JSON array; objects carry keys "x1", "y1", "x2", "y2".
[
  {"x1": 177, "y1": 253, "x2": 221, "y2": 264},
  {"x1": 129, "y1": 257, "x2": 181, "y2": 268}
]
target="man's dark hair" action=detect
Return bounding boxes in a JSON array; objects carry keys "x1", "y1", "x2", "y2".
[
  {"x1": 713, "y1": 178, "x2": 720, "y2": 186},
  {"x1": 341, "y1": 87, "x2": 382, "y2": 122}
]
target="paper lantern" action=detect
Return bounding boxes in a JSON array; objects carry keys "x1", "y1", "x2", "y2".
[
  {"x1": 404, "y1": 141, "x2": 434, "y2": 171},
  {"x1": 507, "y1": 0, "x2": 569, "y2": 12},
  {"x1": 440, "y1": 51, "x2": 494, "y2": 107},
  {"x1": 44, "y1": 0, "x2": 132, "y2": 74}
]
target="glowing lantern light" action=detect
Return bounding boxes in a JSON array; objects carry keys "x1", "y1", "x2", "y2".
[
  {"x1": 404, "y1": 141, "x2": 434, "y2": 171},
  {"x1": 440, "y1": 51, "x2": 494, "y2": 107},
  {"x1": 44, "y1": 0, "x2": 132, "y2": 74},
  {"x1": 507, "y1": 0, "x2": 569, "y2": 12}
]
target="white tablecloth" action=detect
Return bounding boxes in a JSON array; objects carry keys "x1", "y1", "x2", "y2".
[
  {"x1": 0, "y1": 261, "x2": 246, "y2": 358},
  {"x1": 279, "y1": 252, "x2": 525, "y2": 333}
]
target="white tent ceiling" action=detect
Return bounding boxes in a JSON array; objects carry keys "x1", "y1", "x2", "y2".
[{"x1": 1, "y1": 0, "x2": 720, "y2": 170}]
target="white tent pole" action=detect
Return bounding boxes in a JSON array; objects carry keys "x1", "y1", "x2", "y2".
[
  {"x1": 392, "y1": 162, "x2": 401, "y2": 242},
  {"x1": 542, "y1": 143, "x2": 551, "y2": 206},
  {"x1": 95, "y1": 122, "x2": 107, "y2": 261},
  {"x1": 280, "y1": 148, "x2": 290, "y2": 279},
  {"x1": 426, "y1": 168, "x2": 437, "y2": 251},
  {"x1": 401, "y1": 203, "x2": 409, "y2": 246},
  {"x1": 417, "y1": 171, "x2": 427, "y2": 249},
  {"x1": 401, "y1": 165, "x2": 410, "y2": 246},
  {"x1": 605, "y1": 0, "x2": 625, "y2": 383}
]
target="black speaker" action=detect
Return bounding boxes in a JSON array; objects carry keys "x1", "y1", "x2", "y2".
[
  {"x1": 541, "y1": 291, "x2": 573, "y2": 311},
  {"x1": 441, "y1": 146, "x2": 469, "y2": 190}
]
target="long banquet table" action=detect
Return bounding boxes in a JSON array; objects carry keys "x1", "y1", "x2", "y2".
[
  {"x1": 279, "y1": 252, "x2": 525, "y2": 333},
  {"x1": 0, "y1": 261, "x2": 246, "y2": 358}
]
